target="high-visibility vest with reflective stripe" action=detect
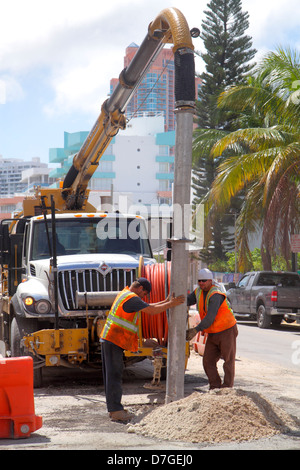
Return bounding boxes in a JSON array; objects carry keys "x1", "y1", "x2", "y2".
[
  {"x1": 195, "y1": 286, "x2": 236, "y2": 334},
  {"x1": 100, "y1": 287, "x2": 140, "y2": 351}
]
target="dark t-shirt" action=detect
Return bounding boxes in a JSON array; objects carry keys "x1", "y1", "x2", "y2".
[{"x1": 123, "y1": 296, "x2": 149, "y2": 313}]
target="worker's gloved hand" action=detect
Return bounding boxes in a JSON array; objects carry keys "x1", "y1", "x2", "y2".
[{"x1": 186, "y1": 327, "x2": 198, "y2": 341}]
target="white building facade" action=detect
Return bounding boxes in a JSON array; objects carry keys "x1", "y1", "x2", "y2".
[{"x1": 49, "y1": 114, "x2": 175, "y2": 214}]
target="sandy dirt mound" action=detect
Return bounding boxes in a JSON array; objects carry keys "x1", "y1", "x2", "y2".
[{"x1": 129, "y1": 388, "x2": 299, "y2": 444}]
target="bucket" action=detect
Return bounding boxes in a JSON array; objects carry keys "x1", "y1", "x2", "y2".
[{"x1": 193, "y1": 331, "x2": 207, "y2": 356}]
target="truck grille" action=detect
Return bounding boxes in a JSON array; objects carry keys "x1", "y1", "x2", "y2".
[{"x1": 58, "y1": 268, "x2": 136, "y2": 311}]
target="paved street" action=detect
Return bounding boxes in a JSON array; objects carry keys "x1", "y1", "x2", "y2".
[
  {"x1": 236, "y1": 320, "x2": 300, "y2": 370},
  {"x1": 0, "y1": 319, "x2": 299, "y2": 451}
]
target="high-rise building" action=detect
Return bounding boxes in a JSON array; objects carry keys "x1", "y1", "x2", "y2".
[
  {"x1": 50, "y1": 44, "x2": 201, "y2": 210},
  {"x1": 0, "y1": 156, "x2": 48, "y2": 197},
  {"x1": 110, "y1": 43, "x2": 201, "y2": 132}
]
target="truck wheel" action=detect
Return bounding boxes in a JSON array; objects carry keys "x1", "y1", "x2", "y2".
[
  {"x1": 10, "y1": 317, "x2": 43, "y2": 388},
  {"x1": 257, "y1": 304, "x2": 271, "y2": 329}
]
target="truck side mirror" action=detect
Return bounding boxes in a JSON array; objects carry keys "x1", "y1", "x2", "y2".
[{"x1": 228, "y1": 282, "x2": 236, "y2": 289}]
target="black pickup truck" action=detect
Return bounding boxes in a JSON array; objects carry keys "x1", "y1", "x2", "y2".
[{"x1": 227, "y1": 271, "x2": 300, "y2": 328}]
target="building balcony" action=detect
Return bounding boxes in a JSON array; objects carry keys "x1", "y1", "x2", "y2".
[
  {"x1": 49, "y1": 148, "x2": 67, "y2": 164},
  {"x1": 93, "y1": 171, "x2": 116, "y2": 179},
  {"x1": 49, "y1": 167, "x2": 67, "y2": 178},
  {"x1": 156, "y1": 172, "x2": 174, "y2": 180},
  {"x1": 156, "y1": 155, "x2": 174, "y2": 163},
  {"x1": 64, "y1": 131, "x2": 89, "y2": 151}
]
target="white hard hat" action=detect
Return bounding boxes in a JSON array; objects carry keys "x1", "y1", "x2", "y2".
[{"x1": 198, "y1": 268, "x2": 213, "y2": 280}]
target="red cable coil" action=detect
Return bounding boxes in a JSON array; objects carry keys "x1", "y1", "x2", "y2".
[{"x1": 140, "y1": 262, "x2": 171, "y2": 346}]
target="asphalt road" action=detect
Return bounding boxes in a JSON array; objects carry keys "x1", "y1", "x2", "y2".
[
  {"x1": 236, "y1": 320, "x2": 300, "y2": 370},
  {"x1": 0, "y1": 318, "x2": 299, "y2": 451}
]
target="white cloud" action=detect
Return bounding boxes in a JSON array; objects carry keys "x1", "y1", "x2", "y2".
[
  {"x1": 0, "y1": 80, "x2": 6, "y2": 104},
  {"x1": 1, "y1": 0, "x2": 300, "y2": 119},
  {"x1": 1, "y1": 0, "x2": 300, "y2": 162},
  {"x1": 0, "y1": 75, "x2": 24, "y2": 103},
  {"x1": 245, "y1": 0, "x2": 300, "y2": 49},
  {"x1": 32, "y1": 1, "x2": 190, "y2": 117},
  {"x1": 43, "y1": 53, "x2": 114, "y2": 116},
  {"x1": 0, "y1": 0, "x2": 169, "y2": 115}
]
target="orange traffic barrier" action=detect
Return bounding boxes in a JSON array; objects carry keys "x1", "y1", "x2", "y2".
[{"x1": 0, "y1": 356, "x2": 42, "y2": 439}]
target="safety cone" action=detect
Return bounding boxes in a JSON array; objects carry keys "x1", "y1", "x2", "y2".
[{"x1": 0, "y1": 356, "x2": 42, "y2": 439}]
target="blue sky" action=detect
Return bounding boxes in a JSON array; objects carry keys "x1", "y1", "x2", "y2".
[{"x1": 0, "y1": 0, "x2": 300, "y2": 165}]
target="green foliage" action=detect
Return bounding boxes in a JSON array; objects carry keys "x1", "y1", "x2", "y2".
[
  {"x1": 193, "y1": 0, "x2": 256, "y2": 264},
  {"x1": 207, "y1": 47, "x2": 300, "y2": 270},
  {"x1": 197, "y1": 0, "x2": 256, "y2": 129},
  {"x1": 206, "y1": 247, "x2": 300, "y2": 273}
]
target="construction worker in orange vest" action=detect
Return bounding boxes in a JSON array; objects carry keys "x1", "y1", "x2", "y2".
[
  {"x1": 186, "y1": 268, "x2": 238, "y2": 390},
  {"x1": 100, "y1": 277, "x2": 185, "y2": 422}
]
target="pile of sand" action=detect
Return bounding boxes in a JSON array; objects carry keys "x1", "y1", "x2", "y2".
[{"x1": 129, "y1": 388, "x2": 299, "y2": 444}]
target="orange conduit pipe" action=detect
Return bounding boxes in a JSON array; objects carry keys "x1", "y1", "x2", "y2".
[{"x1": 140, "y1": 262, "x2": 171, "y2": 346}]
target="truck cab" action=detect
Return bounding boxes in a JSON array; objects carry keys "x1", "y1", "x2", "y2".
[
  {"x1": 0, "y1": 212, "x2": 155, "y2": 384},
  {"x1": 15, "y1": 211, "x2": 154, "y2": 318}
]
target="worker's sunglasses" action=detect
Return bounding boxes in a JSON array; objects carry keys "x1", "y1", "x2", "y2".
[{"x1": 198, "y1": 279, "x2": 208, "y2": 282}]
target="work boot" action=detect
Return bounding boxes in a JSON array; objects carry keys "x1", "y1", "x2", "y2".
[{"x1": 109, "y1": 409, "x2": 134, "y2": 423}]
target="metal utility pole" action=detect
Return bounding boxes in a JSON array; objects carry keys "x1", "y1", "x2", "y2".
[{"x1": 166, "y1": 44, "x2": 196, "y2": 403}]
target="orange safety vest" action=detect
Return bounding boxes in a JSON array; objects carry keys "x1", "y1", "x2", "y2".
[
  {"x1": 100, "y1": 287, "x2": 140, "y2": 351},
  {"x1": 195, "y1": 285, "x2": 236, "y2": 334}
]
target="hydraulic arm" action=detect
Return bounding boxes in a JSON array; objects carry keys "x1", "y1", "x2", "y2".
[{"x1": 61, "y1": 7, "x2": 195, "y2": 210}]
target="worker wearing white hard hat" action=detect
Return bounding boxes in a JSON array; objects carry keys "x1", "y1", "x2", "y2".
[
  {"x1": 198, "y1": 268, "x2": 213, "y2": 279},
  {"x1": 186, "y1": 268, "x2": 238, "y2": 389},
  {"x1": 197, "y1": 268, "x2": 226, "y2": 293}
]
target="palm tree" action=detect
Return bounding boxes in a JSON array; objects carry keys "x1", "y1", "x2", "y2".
[{"x1": 207, "y1": 47, "x2": 300, "y2": 270}]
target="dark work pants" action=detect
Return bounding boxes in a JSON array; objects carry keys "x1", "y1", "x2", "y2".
[
  {"x1": 203, "y1": 324, "x2": 238, "y2": 389},
  {"x1": 101, "y1": 339, "x2": 124, "y2": 412}
]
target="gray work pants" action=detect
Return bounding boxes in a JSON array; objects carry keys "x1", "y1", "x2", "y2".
[{"x1": 101, "y1": 339, "x2": 124, "y2": 412}]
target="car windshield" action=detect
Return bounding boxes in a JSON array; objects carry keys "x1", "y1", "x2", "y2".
[{"x1": 31, "y1": 216, "x2": 153, "y2": 260}]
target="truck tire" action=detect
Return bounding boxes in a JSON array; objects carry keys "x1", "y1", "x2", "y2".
[
  {"x1": 10, "y1": 317, "x2": 43, "y2": 388},
  {"x1": 256, "y1": 304, "x2": 271, "y2": 329}
]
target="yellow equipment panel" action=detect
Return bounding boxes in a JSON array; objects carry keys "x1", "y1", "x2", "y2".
[{"x1": 23, "y1": 328, "x2": 89, "y2": 366}]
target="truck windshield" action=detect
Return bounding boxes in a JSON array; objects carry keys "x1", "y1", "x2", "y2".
[{"x1": 31, "y1": 216, "x2": 153, "y2": 260}]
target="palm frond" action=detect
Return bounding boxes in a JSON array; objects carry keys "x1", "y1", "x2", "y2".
[
  {"x1": 193, "y1": 45, "x2": 300, "y2": 268},
  {"x1": 192, "y1": 128, "x2": 228, "y2": 164},
  {"x1": 263, "y1": 142, "x2": 300, "y2": 204},
  {"x1": 208, "y1": 147, "x2": 278, "y2": 211},
  {"x1": 258, "y1": 47, "x2": 300, "y2": 96},
  {"x1": 211, "y1": 126, "x2": 296, "y2": 157}
]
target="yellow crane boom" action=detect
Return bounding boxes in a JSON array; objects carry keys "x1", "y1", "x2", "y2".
[{"x1": 61, "y1": 7, "x2": 195, "y2": 210}]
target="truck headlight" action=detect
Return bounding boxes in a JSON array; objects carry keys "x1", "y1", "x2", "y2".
[
  {"x1": 24, "y1": 296, "x2": 34, "y2": 306},
  {"x1": 35, "y1": 300, "x2": 51, "y2": 314}
]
